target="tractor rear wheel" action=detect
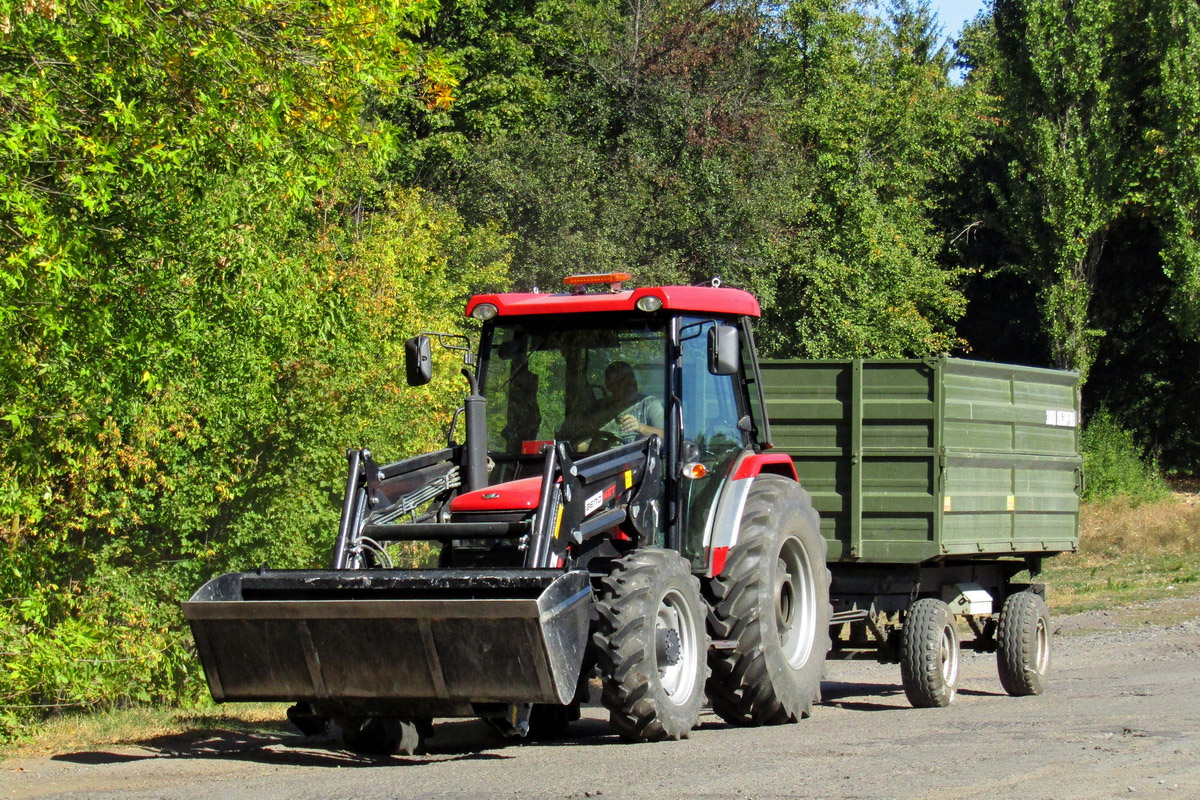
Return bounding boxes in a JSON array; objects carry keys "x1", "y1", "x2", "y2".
[
  {"x1": 705, "y1": 474, "x2": 832, "y2": 725},
  {"x1": 592, "y1": 548, "x2": 708, "y2": 741}
]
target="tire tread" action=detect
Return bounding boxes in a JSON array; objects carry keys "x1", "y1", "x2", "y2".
[
  {"x1": 996, "y1": 591, "x2": 1050, "y2": 696},
  {"x1": 704, "y1": 475, "x2": 832, "y2": 726},
  {"x1": 592, "y1": 549, "x2": 707, "y2": 741},
  {"x1": 900, "y1": 598, "x2": 958, "y2": 708}
]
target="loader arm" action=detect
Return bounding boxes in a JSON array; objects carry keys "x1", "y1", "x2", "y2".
[
  {"x1": 331, "y1": 434, "x2": 664, "y2": 573},
  {"x1": 183, "y1": 434, "x2": 663, "y2": 722}
]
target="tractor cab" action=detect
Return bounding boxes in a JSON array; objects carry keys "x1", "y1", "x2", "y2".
[{"x1": 433, "y1": 274, "x2": 771, "y2": 569}]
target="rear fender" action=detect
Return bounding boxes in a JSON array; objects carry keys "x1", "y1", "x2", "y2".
[{"x1": 702, "y1": 451, "x2": 798, "y2": 578}]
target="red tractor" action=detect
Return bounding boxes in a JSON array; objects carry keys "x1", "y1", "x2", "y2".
[{"x1": 184, "y1": 274, "x2": 834, "y2": 751}]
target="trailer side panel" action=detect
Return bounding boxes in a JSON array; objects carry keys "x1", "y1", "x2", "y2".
[{"x1": 761, "y1": 357, "x2": 1080, "y2": 564}]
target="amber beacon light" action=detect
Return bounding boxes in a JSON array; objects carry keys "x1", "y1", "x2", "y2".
[{"x1": 563, "y1": 272, "x2": 632, "y2": 292}]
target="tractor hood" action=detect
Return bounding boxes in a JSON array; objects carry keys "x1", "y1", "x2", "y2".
[{"x1": 449, "y1": 476, "x2": 542, "y2": 513}]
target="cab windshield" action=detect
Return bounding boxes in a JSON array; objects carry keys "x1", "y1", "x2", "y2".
[{"x1": 480, "y1": 317, "x2": 668, "y2": 458}]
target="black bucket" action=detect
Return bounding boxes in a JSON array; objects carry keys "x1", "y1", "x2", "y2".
[{"x1": 182, "y1": 569, "x2": 592, "y2": 716}]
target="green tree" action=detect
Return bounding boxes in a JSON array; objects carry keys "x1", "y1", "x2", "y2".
[
  {"x1": 1139, "y1": 0, "x2": 1200, "y2": 334},
  {"x1": 414, "y1": 0, "x2": 983, "y2": 357},
  {"x1": 952, "y1": 0, "x2": 1200, "y2": 471},
  {"x1": 761, "y1": 0, "x2": 986, "y2": 356},
  {"x1": 988, "y1": 0, "x2": 1123, "y2": 378},
  {"x1": 422, "y1": 0, "x2": 788, "y2": 293},
  {"x1": 983, "y1": 0, "x2": 1200, "y2": 378}
]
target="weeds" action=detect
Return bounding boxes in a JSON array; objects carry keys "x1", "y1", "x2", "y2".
[
  {"x1": 1081, "y1": 409, "x2": 1170, "y2": 504},
  {"x1": 1044, "y1": 488, "x2": 1200, "y2": 612},
  {"x1": 0, "y1": 703, "x2": 290, "y2": 761}
]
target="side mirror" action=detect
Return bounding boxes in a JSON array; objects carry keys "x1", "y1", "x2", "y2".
[
  {"x1": 708, "y1": 324, "x2": 739, "y2": 376},
  {"x1": 405, "y1": 335, "x2": 432, "y2": 386}
]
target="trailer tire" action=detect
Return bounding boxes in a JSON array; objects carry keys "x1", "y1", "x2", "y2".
[
  {"x1": 592, "y1": 548, "x2": 708, "y2": 741},
  {"x1": 997, "y1": 590, "x2": 1051, "y2": 696},
  {"x1": 705, "y1": 474, "x2": 832, "y2": 725},
  {"x1": 900, "y1": 598, "x2": 960, "y2": 708},
  {"x1": 337, "y1": 716, "x2": 423, "y2": 755}
]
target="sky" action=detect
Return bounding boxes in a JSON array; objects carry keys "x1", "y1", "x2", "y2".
[{"x1": 928, "y1": 0, "x2": 988, "y2": 39}]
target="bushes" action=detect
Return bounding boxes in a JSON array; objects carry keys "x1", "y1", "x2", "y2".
[
  {"x1": 0, "y1": 0, "x2": 498, "y2": 740},
  {"x1": 1081, "y1": 408, "x2": 1170, "y2": 504},
  {"x1": 0, "y1": 569, "x2": 201, "y2": 737},
  {"x1": 0, "y1": 187, "x2": 507, "y2": 740}
]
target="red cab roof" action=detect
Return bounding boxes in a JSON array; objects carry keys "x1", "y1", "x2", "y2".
[{"x1": 465, "y1": 285, "x2": 761, "y2": 319}]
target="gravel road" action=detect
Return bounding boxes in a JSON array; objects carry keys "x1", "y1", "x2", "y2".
[{"x1": 4, "y1": 594, "x2": 1198, "y2": 800}]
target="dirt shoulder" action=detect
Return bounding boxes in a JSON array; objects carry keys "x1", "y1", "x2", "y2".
[{"x1": 1052, "y1": 591, "x2": 1200, "y2": 635}]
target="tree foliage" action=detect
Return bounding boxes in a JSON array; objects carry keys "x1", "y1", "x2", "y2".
[
  {"x1": 760, "y1": 0, "x2": 984, "y2": 356},
  {"x1": 414, "y1": 0, "x2": 983, "y2": 357},
  {"x1": 973, "y1": 0, "x2": 1200, "y2": 378},
  {"x1": 0, "y1": 0, "x2": 506, "y2": 736}
]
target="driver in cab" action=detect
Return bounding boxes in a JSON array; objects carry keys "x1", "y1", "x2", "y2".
[{"x1": 575, "y1": 361, "x2": 664, "y2": 453}]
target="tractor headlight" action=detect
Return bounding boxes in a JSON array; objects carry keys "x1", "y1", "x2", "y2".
[
  {"x1": 471, "y1": 303, "x2": 499, "y2": 321},
  {"x1": 635, "y1": 295, "x2": 663, "y2": 313}
]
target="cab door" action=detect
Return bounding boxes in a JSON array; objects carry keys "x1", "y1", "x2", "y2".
[{"x1": 676, "y1": 317, "x2": 749, "y2": 566}]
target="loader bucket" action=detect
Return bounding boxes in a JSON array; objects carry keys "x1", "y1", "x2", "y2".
[{"x1": 182, "y1": 569, "x2": 592, "y2": 715}]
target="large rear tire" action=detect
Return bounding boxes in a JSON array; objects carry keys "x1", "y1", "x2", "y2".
[
  {"x1": 900, "y1": 598, "x2": 960, "y2": 708},
  {"x1": 592, "y1": 548, "x2": 708, "y2": 741},
  {"x1": 996, "y1": 590, "x2": 1051, "y2": 696},
  {"x1": 705, "y1": 474, "x2": 832, "y2": 725}
]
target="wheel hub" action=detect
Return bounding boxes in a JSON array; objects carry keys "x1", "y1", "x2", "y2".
[
  {"x1": 656, "y1": 628, "x2": 681, "y2": 667},
  {"x1": 776, "y1": 557, "x2": 796, "y2": 632},
  {"x1": 1035, "y1": 616, "x2": 1049, "y2": 673},
  {"x1": 656, "y1": 587, "x2": 700, "y2": 705},
  {"x1": 775, "y1": 537, "x2": 817, "y2": 669},
  {"x1": 940, "y1": 624, "x2": 960, "y2": 688}
]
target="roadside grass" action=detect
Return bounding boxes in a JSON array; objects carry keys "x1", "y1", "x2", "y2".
[
  {"x1": 1044, "y1": 487, "x2": 1200, "y2": 613},
  {"x1": 0, "y1": 703, "x2": 291, "y2": 762}
]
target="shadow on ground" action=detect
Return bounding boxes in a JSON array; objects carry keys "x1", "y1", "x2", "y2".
[
  {"x1": 46, "y1": 679, "x2": 945, "y2": 766},
  {"x1": 50, "y1": 717, "x2": 525, "y2": 769},
  {"x1": 817, "y1": 680, "x2": 1004, "y2": 713}
]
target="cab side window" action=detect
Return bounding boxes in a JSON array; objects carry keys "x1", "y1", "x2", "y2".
[{"x1": 678, "y1": 317, "x2": 747, "y2": 560}]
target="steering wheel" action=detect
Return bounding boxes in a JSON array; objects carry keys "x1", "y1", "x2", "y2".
[{"x1": 590, "y1": 430, "x2": 622, "y2": 453}]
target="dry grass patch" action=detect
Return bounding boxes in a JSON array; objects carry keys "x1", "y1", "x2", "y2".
[{"x1": 1044, "y1": 490, "x2": 1200, "y2": 612}]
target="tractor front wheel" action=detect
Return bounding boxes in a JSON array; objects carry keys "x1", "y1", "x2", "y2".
[{"x1": 592, "y1": 548, "x2": 708, "y2": 741}]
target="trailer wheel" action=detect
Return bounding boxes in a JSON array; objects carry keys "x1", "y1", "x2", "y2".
[
  {"x1": 900, "y1": 598, "x2": 960, "y2": 708},
  {"x1": 996, "y1": 590, "x2": 1051, "y2": 696},
  {"x1": 705, "y1": 474, "x2": 832, "y2": 725},
  {"x1": 592, "y1": 548, "x2": 708, "y2": 741},
  {"x1": 337, "y1": 717, "x2": 424, "y2": 755}
]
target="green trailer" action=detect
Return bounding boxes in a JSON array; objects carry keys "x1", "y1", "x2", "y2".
[{"x1": 761, "y1": 356, "x2": 1081, "y2": 705}]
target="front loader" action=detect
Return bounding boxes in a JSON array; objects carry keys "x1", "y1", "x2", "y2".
[{"x1": 184, "y1": 274, "x2": 832, "y2": 752}]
